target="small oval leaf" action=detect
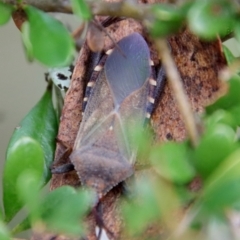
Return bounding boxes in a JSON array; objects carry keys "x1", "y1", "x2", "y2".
[
  {"x1": 6, "y1": 87, "x2": 58, "y2": 184},
  {"x1": 38, "y1": 187, "x2": 94, "y2": 236},
  {"x1": 150, "y1": 142, "x2": 195, "y2": 184},
  {"x1": 206, "y1": 109, "x2": 237, "y2": 131},
  {"x1": 3, "y1": 137, "x2": 44, "y2": 222},
  {"x1": 24, "y1": 6, "x2": 75, "y2": 66},
  {"x1": 71, "y1": 0, "x2": 92, "y2": 20},
  {"x1": 188, "y1": 0, "x2": 234, "y2": 39},
  {"x1": 17, "y1": 171, "x2": 42, "y2": 222},
  {"x1": 21, "y1": 21, "x2": 34, "y2": 61},
  {"x1": 150, "y1": 4, "x2": 184, "y2": 37},
  {"x1": 223, "y1": 45, "x2": 236, "y2": 65},
  {"x1": 194, "y1": 124, "x2": 237, "y2": 179},
  {"x1": 199, "y1": 149, "x2": 240, "y2": 215},
  {"x1": 122, "y1": 177, "x2": 160, "y2": 235},
  {"x1": 0, "y1": 2, "x2": 14, "y2": 25},
  {"x1": 206, "y1": 75, "x2": 240, "y2": 113},
  {"x1": 11, "y1": 217, "x2": 31, "y2": 235},
  {"x1": 0, "y1": 221, "x2": 11, "y2": 240}
]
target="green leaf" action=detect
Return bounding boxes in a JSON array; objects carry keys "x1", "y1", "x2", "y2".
[
  {"x1": 188, "y1": 0, "x2": 234, "y2": 39},
  {"x1": 125, "y1": 122, "x2": 153, "y2": 166},
  {"x1": 122, "y1": 177, "x2": 160, "y2": 235},
  {"x1": 122, "y1": 174, "x2": 182, "y2": 236},
  {"x1": 206, "y1": 75, "x2": 240, "y2": 113},
  {"x1": 194, "y1": 123, "x2": 237, "y2": 179},
  {"x1": 21, "y1": 21, "x2": 34, "y2": 62},
  {"x1": 0, "y1": 2, "x2": 14, "y2": 25},
  {"x1": 149, "y1": 4, "x2": 184, "y2": 37},
  {"x1": 223, "y1": 45, "x2": 236, "y2": 65},
  {"x1": 206, "y1": 110, "x2": 238, "y2": 131},
  {"x1": 38, "y1": 187, "x2": 94, "y2": 236},
  {"x1": 71, "y1": 0, "x2": 92, "y2": 20},
  {"x1": 0, "y1": 207, "x2": 2, "y2": 220},
  {"x1": 229, "y1": 105, "x2": 240, "y2": 126},
  {"x1": 24, "y1": 6, "x2": 75, "y2": 66},
  {"x1": 234, "y1": 22, "x2": 240, "y2": 43},
  {"x1": 17, "y1": 171, "x2": 41, "y2": 222},
  {"x1": 3, "y1": 137, "x2": 44, "y2": 222},
  {"x1": 6, "y1": 87, "x2": 58, "y2": 184},
  {"x1": 0, "y1": 221, "x2": 11, "y2": 240},
  {"x1": 11, "y1": 217, "x2": 31, "y2": 235},
  {"x1": 150, "y1": 142, "x2": 195, "y2": 184},
  {"x1": 198, "y1": 149, "x2": 240, "y2": 215}
]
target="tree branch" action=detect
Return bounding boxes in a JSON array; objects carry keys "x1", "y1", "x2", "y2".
[
  {"x1": 3, "y1": 0, "x2": 152, "y2": 18},
  {"x1": 2, "y1": 0, "x2": 72, "y2": 13},
  {"x1": 89, "y1": 1, "x2": 147, "y2": 19}
]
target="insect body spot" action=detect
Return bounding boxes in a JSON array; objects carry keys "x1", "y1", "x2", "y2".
[
  {"x1": 83, "y1": 97, "x2": 88, "y2": 102},
  {"x1": 149, "y1": 59, "x2": 154, "y2": 66},
  {"x1": 94, "y1": 65, "x2": 103, "y2": 72},
  {"x1": 148, "y1": 96, "x2": 155, "y2": 104},
  {"x1": 57, "y1": 73, "x2": 68, "y2": 80},
  {"x1": 145, "y1": 112, "x2": 151, "y2": 119},
  {"x1": 149, "y1": 78, "x2": 157, "y2": 86},
  {"x1": 87, "y1": 81, "x2": 95, "y2": 87},
  {"x1": 106, "y1": 49, "x2": 113, "y2": 55},
  {"x1": 57, "y1": 84, "x2": 63, "y2": 89},
  {"x1": 166, "y1": 133, "x2": 173, "y2": 140}
]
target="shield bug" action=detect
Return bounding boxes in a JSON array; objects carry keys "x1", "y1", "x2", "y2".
[{"x1": 69, "y1": 32, "x2": 163, "y2": 198}]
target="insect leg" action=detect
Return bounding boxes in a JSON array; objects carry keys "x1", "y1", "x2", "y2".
[
  {"x1": 94, "y1": 203, "x2": 114, "y2": 240},
  {"x1": 51, "y1": 139, "x2": 74, "y2": 174},
  {"x1": 51, "y1": 162, "x2": 74, "y2": 174}
]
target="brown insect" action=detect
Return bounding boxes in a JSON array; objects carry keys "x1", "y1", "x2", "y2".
[{"x1": 52, "y1": 33, "x2": 165, "y2": 199}]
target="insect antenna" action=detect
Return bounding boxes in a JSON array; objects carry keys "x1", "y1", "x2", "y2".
[
  {"x1": 94, "y1": 203, "x2": 114, "y2": 240},
  {"x1": 92, "y1": 18, "x2": 126, "y2": 58}
]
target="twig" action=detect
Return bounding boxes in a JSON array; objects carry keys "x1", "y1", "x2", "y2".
[
  {"x1": 154, "y1": 38, "x2": 200, "y2": 147},
  {"x1": 88, "y1": 0, "x2": 145, "y2": 19},
  {"x1": 71, "y1": 22, "x2": 85, "y2": 39},
  {"x1": 2, "y1": 0, "x2": 72, "y2": 13},
  {"x1": 3, "y1": 0, "x2": 152, "y2": 18}
]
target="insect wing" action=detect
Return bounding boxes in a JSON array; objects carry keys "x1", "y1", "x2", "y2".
[
  {"x1": 70, "y1": 33, "x2": 151, "y2": 197},
  {"x1": 105, "y1": 32, "x2": 151, "y2": 107}
]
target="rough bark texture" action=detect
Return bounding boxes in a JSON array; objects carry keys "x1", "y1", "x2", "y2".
[
  {"x1": 32, "y1": 1, "x2": 227, "y2": 239},
  {"x1": 151, "y1": 28, "x2": 227, "y2": 142}
]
